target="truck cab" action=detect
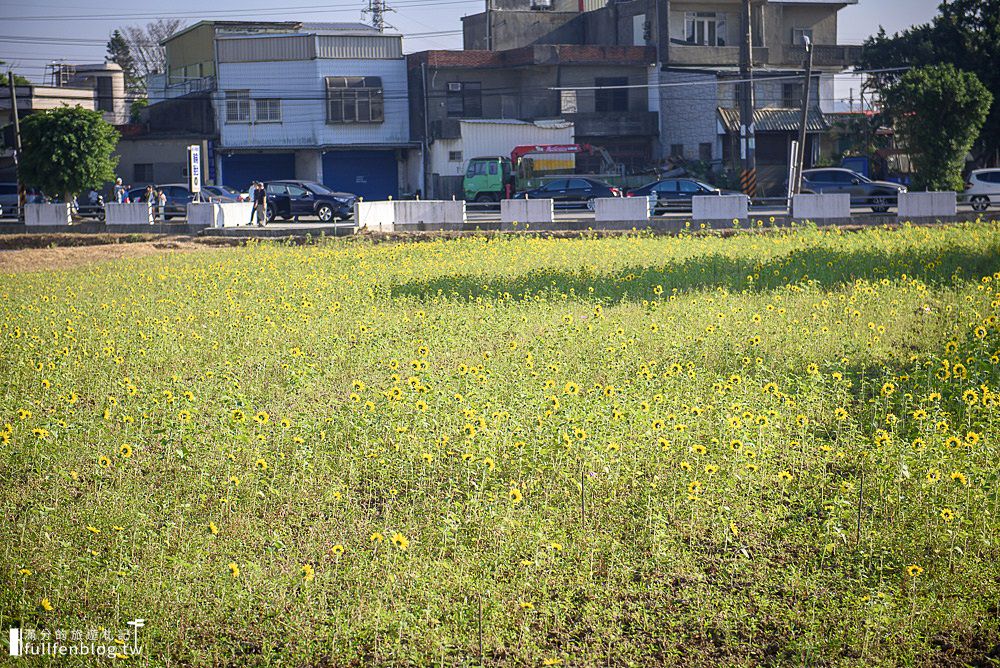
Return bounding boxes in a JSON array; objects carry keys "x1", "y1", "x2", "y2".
[{"x1": 463, "y1": 157, "x2": 513, "y2": 202}]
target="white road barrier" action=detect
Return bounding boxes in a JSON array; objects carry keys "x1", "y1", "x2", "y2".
[
  {"x1": 24, "y1": 203, "x2": 72, "y2": 226},
  {"x1": 898, "y1": 192, "x2": 957, "y2": 219},
  {"x1": 792, "y1": 193, "x2": 851, "y2": 221},
  {"x1": 501, "y1": 199, "x2": 554, "y2": 225},
  {"x1": 594, "y1": 197, "x2": 650, "y2": 224},
  {"x1": 692, "y1": 195, "x2": 748, "y2": 222},
  {"x1": 105, "y1": 202, "x2": 153, "y2": 225}
]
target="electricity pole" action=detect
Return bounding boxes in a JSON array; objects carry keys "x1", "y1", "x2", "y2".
[
  {"x1": 738, "y1": 0, "x2": 757, "y2": 198},
  {"x1": 793, "y1": 37, "x2": 814, "y2": 194},
  {"x1": 7, "y1": 71, "x2": 24, "y2": 223},
  {"x1": 363, "y1": 0, "x2": 394, "y2": 32}
]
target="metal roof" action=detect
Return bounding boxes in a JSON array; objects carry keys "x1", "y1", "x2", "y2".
[{"x1": 717, "y1": 107, "x2": 829, "y2": 133}]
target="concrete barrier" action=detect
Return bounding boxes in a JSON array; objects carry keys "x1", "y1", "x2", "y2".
[
  {"x1": 792, "y1": 193, "x2": 851, "y2": 222},
  {"x1": 356, "y1": 201, "x2": 396, "y2": 231},
  {"x1": 692, "y1": 195, "x2": 748, "y2": 222},
  {"x1": 501, "y1": 199, "x2": 554, "y2": 226},
  {"x1": 594, "y1": 197, "x2": 650, "y2": 225},
  {"x1": 394, "y1": 200, "x2": 466, "y2": 231},
  {"x1": 186, "y1": 202, "x2": 216, "y2": 227},
  {"x1": 24, "y1": 203, "x2": 72, "y2": 226},
  {"x1": 215, "y1": 202, "x2": 254, "y2": 228},
  {"x1": 105, "y1": 202, "x2": 153, "y2": 225},
  {"x1": 898, "y1": 191, "x2": 957, "y2": 219}
]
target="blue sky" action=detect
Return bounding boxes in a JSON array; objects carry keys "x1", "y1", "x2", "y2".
[{"x1": 1, "y1": 0, "x2": 941, "y2": 91}]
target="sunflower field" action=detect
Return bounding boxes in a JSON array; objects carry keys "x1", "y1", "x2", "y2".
[{"x1": 2, "y1": 222, "x2": 1000, "y2": 666}]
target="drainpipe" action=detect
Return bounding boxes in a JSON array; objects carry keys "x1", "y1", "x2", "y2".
[{"x1": 422, "y1": 62, "x2": 431, "y2": 198}]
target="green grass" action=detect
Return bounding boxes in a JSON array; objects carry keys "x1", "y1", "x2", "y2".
[{"x1": 2, "y1": 223, "x2": 1000, "y2": 666}]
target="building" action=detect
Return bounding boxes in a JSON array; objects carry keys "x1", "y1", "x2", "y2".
[
  {"x1": 148, "y1": 21, "x2": 416, "y2": 199},
  {"x1": 407, "y1": 44, "x2": 659, "y2": 198},
  {"x1": 460, "y1": 0, "x2": 863, "y2": 192},
  {"x1": 48, "y1": 62, "x2": 129, "y2": 125}
]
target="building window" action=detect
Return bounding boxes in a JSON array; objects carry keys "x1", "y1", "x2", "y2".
[
  {"x1": 255, "y1": 98, "x2": 281, "y2": 123},
  {"x1": 96, "y1": 77, "x2": 114, "y2": 112},
  {"x1": 134, "y1": 163, "x2": 154, "y2": 183},
  {"x1": 595, "y1": 77, "x2": 628, "y2": 113},
  {"x1": 225, "y1": 90, "x2": 250, "y2": 124},
  {"x1": 670, "y1": 144, "x2": 684, "y2": 159},
  {"x1": 685, "y1": 12, "x2": 727, "y2": 47},
  {"x1": 699, "y1": 142, "x2": 713, "y2": 161},
  {"x1": 326, "y1": 76, "x2": 384, "y2": 124},
  {"x1": 446, "y1": 82, "x2": 482, "y2": 118},
  {"x1": 782, "y1": 83, "x2": 804, "y2": 108},
  {"x1": 792, "y1": 28, "x2": 813, "y2": 45},
  {"x1": 448, "y1": 151, "x2": 463, "y2": 162}
]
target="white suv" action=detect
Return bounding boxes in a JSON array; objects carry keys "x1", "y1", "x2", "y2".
[{"x1": 964, "y1": 169, "x2": 1000, "y2": 212}]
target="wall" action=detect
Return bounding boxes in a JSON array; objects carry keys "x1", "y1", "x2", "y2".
[
  {"x1": 658, "y1": 70, "x2": 720, "y2": 160},
  {"x1": 463, "y1": 12, "x2": 585, "y2": 51},
  {"x1": 115, "y1": 137, "x2": 200, "y2": 187},
  {"x1": 219, "y1": 58, "x2": 410, "y2": 148}
]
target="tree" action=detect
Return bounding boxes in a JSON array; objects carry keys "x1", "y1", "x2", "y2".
[
  {"x1": 118, "y1": 19, "x2": 185, "y2": 94},
  {"x1": 129, "y1": 98, "x2": 148, "y2": 123},
  {"x1": 861, "y1": 0, "x2": 1000, "y2": 163},
  {"x1": 19, "y1": 106, "x2": 120, "y2": 201},
  {"x1": 882, "y1": 64, "x2": 992, "y2": 191},
  {"x1": 1, "y1": 61, "x2": 32, "y2": 86},
  {"x1": 106, "y1": 30, "x2": 140, "y2": 95}
]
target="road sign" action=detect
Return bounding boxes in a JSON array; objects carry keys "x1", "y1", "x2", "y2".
[{"x1": 188, "y1": 144, "x2": 201, "y2": 194}]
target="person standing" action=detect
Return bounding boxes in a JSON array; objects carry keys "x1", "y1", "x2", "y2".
[
  {"x1": 113, "y1": 178, "x2": 125, "y2": 204},
  {"x1": 253, "y1": 182, "x2": 267, "y2": 227},
  {"x1": 157, "y1": 189, "x2": 167, "y2": 221}
]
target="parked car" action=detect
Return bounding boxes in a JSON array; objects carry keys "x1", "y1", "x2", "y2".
[
  {"x1": 513, "y1": 177, "x2": 621, "y2": 209},
  {"x1": 963, "y1": 169, "x2": 1000, "y2": 212},
  {"x1": 627, "y1": 178, "x2": 746, "y2": 213},
  {"x1": 262, "y1": 180, "x2": 356, "y2": 223},
  {"x1": 0, "y1": 182, "x2": 18, "y2": 218},
  {"x1": 126, "y1": 184, "x2": 197, "y2": 219},
  {"x1": 800, "y1": 168, "x2": 907, "y2": 213},
  {"x1": 203, "y1": 185, "x2": 246, "y2": 202}
]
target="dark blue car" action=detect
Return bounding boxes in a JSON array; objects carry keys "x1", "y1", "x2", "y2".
[{"x1": 263, "y1": 181, "x2": 356, "y2": 223}]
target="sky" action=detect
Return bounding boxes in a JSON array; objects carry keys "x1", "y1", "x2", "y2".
[{"x1": 1, "y1": 0, "x2": 941, "y2": 95}]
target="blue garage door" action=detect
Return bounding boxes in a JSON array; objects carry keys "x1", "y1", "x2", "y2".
[
  {"x1": 322, "y1": 150, "x2": 398, "y2": 200},
  {"x1": 221, "y1": 153, "x2": 295, "y2": 192}
]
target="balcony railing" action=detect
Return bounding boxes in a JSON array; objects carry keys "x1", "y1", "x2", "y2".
[
  {"x1": 781, "y1": 44, "x2": 864, "y2": 68},
  {"x1": 667, "y1": 44, "x2": 770, "y2": 67}
]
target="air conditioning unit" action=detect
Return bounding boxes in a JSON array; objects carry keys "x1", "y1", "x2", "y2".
[
  {"x1": 447, "y1": 82, "x2": 463, "y2": 92},
  {"x1": 531, "y1": 0, "x2": 553, "y2": 10}
]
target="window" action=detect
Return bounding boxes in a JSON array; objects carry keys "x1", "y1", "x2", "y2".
[
  {"x1": 225, "y1": 90, "x2": 250, "y2": 124},
  {"x1": 782, "y1": 83, "x2": 803, "y2": 108},
  {"x1": 266, "y1": 184, "x2": 287, "y2": 195},
  {"x1": 255, "y1": 98, "x2": 281, "y2": 123},
  {"x1": 449, "y1": 151, "x2": 463, "y2": 162},
  {"x1": 488, "y1": 163, "x2": 498, "y2": 175},
  {"x1": 670, "y1": 144, "x2": 684, "y2": 159},
  {"x1": 134, "y1": 164, "x2": 154, "y2": 183},
  {"x1": 699, "y1": 142, "x2": 713, "y2": 161},
  {"x1": 541, "y1": 180, "x2": 568, "y2": 192},
  {"x1": 568, "y1": 179, "x2": 591, "y2": 189},
  {"x1": 96, "y1": 77, "x2": 114, "y2": 112},
  {"x1": 446, "y1": 82, "x2": 482, "y2": 118},
  {"x1": 792, "y1": 28, "x2": 813, "y2": 45},
  {"x1": 326, "y1": 76, "x2": 384, "y2": 124},
  {"x1": 685, "y1": 12, "x2": 727, "y2": 46},
  {"x1": 678, "y1": 180, "x2": 701, "y2": 193},
  {"x1": 595, "y1": 77, "x2": 628, "y2": 113},
  {"x1": 655, "y1": 181, "x2": 677, "y2": 193}
]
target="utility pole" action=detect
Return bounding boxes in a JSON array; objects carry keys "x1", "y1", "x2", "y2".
[
  {"x1": 793, "y1": 37, "x2": 814, "y2": 194},
  {"x1": 738, "y1": 0, "x2": 757, "y2": 198},
  {"x1": 7, "y1": 71, "x2": 24, "y2": 223},
  {"x1": 363, "y1": 0, "x2": 394, "y2": 32}
]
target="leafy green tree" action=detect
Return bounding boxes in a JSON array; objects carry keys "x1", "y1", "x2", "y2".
[
  {"x1": 1, "y1": 61, "x2": 32, "y2": 86},
  {"x1": 20, "y1": 106, "x2": 120, "y2": 201},
  {"x1": 129, "y1": 98, "x2": 148, "y2": 123},
  {"x1": 861, "y1": 0, "x2": 1000, "y2": 162},
  {"x1": 882, "y1": 64, "x2": 992, "y2": 191},
  {"x1": 106, "y1": 29, "x2": 140, "y2": 95}
]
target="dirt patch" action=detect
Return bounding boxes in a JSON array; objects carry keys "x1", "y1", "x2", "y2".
[{"x1": 0, "y1": 237, "x2": 219, "y2": 274}]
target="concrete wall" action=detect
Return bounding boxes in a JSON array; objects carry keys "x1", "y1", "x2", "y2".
[
  {"x1": 792, "y1": 193, "x2": 850, "y2": 221},
  {"x1": 216, "y1": 202, "x2": 255, "y2": 227},
  {"x1": 24, "y1": 203, "x2": 71, "y2": 226},
  {"x1": 187, "y1": 202, "x2": 216, "y2": 227},
  {"x1": 898, "y1": 192, "x2": 957, "y2": 219},
  {"x1": 595, "y1": 196, "x2": 649, "y2": 223},
  {"x1": 394, "y1": 200, "x2": 466, "y2": 230},
  {"x1": 115, "y1": 137, "x2": 200, "y2": 187},
  {"x1": 692, "y1": 194, "x2": 747, "y2": 221},
  {"x1": 356, "y1": 200, "x2": 396, "y2": 231},
  {"x1": 105, "y1": 202, "x2": 153, "y2": 225},
  {"x1": 501, "y1": 198, "x2": 554, "y2": 225}
]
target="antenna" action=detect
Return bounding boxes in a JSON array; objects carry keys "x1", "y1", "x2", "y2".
[{"x1": 362, "y1": 0, "x2": 395, "y2": 32}]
